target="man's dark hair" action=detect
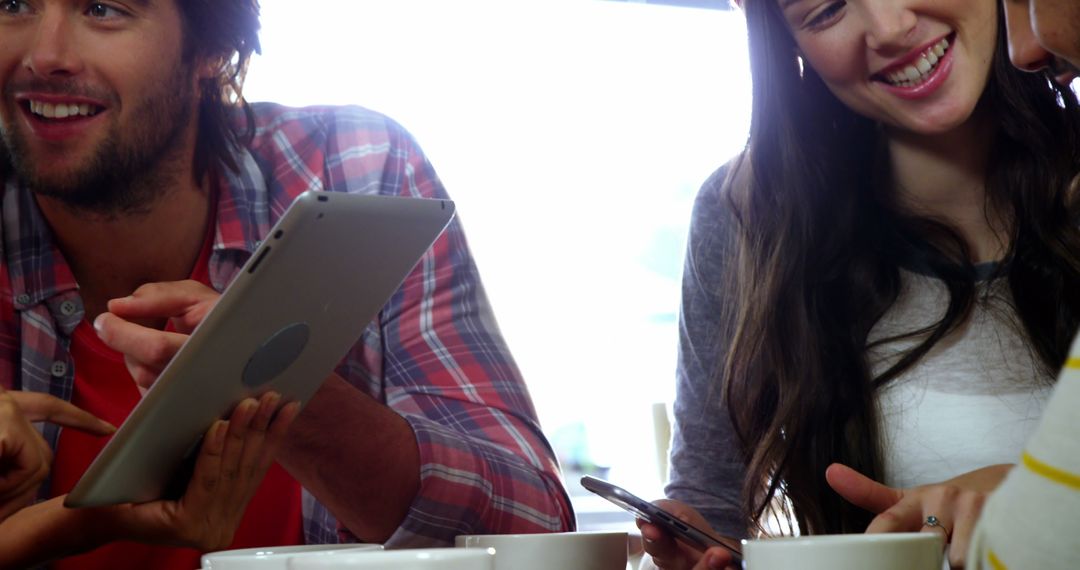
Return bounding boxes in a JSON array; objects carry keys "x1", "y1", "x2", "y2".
[{"x1": 177, "y1": 0, "x2": 261, "y2": 180}]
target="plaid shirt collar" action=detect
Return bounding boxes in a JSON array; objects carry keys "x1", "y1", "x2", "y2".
[
  {"x1": 2, "y1": 179, "x2": 79, "y2": 314},
  {"x1": 2, "y1": 144, "x2": 274, "y2": 304}
]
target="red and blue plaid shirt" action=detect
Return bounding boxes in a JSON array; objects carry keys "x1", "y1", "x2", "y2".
[{"x1": 0, "y1": 103, "x2": 574, "y2": 547}]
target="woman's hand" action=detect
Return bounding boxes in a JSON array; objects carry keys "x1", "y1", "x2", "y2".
[
  {"x1": 0, "y1": 392, "x2": 297, "y2": 568},
  {"x1": 826, "y1": 462, "x2": 1012, "y2": 568},
  {"x1": 638, "y1": 499, "x2": 738, "y2": 570},
  {"x1": 0, "y1": 389, "x2": 115, "y2": 521},
  {"x1": 90, "y1": 391, "x2": 300, "y2": 551}
]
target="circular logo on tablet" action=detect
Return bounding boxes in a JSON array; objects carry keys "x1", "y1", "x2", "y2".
[{"x1": 242, "y1": 322, "x2": 311, "y2": 387}]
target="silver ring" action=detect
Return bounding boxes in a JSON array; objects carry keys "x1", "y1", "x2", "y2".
[{"x1": 923, "y1": 515, "x2": 950, "y2": 540}]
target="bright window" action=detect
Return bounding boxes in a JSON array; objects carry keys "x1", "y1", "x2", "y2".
[{"x1": 245, "y1": 0, "x2": 751, "y2": 528}]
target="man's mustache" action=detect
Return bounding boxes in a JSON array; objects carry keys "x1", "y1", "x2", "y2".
[{"x1": 3, "y1": 78, "x2": 114, "y2": 103}]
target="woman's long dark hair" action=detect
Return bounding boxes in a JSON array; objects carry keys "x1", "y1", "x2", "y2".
[{"x1": 722, "y1": 0, "x2": 1080, "y2": 535}]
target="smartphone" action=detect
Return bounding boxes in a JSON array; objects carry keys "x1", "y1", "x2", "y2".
[{"x1": 580, "y1": 475, "x2": 742, "y2": 561}]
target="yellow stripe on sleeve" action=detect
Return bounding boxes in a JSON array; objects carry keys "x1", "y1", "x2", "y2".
[
  {"x1": 988, "y1": 550, "x2": 1008, "y2": 570},
  {"x1": 1066, "y1": 357, "x2": 1080, "y2": 369},
  {"x1": 1022, "y1": 452, "x2": 1080, "y2": 491}
]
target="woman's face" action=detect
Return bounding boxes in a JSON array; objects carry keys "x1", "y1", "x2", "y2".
[{"x1": 778, "y1": 0, "x2": 999, "y2": 135}]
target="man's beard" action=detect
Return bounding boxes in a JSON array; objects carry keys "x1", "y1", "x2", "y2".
[{"x1": 0, "y1": 62, "x2": 197, "y2": 217}]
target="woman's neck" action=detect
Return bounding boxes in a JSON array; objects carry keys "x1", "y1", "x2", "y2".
[{"x1": 884, "y1": 106, "x2": 1009, "y2": 264}]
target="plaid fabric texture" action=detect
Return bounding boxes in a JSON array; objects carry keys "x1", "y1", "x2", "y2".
[{"x1": 0, "y1": 103, "x2": 574, "y2": 547}]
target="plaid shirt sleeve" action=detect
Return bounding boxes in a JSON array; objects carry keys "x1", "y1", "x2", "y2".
[{"x1": 266, "y1": 107, "x2": 576, "y2": 546}]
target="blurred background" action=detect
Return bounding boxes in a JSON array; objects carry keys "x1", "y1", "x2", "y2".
[{"x1": 244, "y1": 0, "x2": 752, "y2": 530}]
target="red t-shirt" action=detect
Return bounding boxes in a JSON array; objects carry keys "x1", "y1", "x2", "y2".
[{"x1": 50, "y1": 227, "x2": 304, "y2": 570}]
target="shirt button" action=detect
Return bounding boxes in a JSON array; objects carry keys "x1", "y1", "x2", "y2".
[
  {"x1": 59, "y1": 300, "x2": 78, "y2": 316},
  {"x1": 15, "y1": 293, "x2": 30, "y2": 305},
  {"x1": 51, "y1": 361, "x2": 68, "y2": 377}
]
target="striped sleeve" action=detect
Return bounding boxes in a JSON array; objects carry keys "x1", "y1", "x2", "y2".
[{"x1": 968, "y1": 352, "x2": 1080, "y2": 569}]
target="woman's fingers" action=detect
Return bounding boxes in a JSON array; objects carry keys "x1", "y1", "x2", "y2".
[
  {"x1": 7, "y1": 391, "x2": 116, "y2": 435},
  {"x1": 825, "y1": 463, "x2": 904, "y2": 514},
  {"x1": 832, "y1": 463, "x2": 992, "y2": 569},
  {"x1": 0, "y1": 437, "x2": 49, "y2": 517},
  {"x1": 640, "y1": 520, "x2": 690, "y2": 567},
  {"x1": 28, "y1": 393, "x2": 296, "y2": 551},
  {"x1": 945, "y1": 491, "x2": 985, "y2": 568},
  {"x1": 0, "y1": 394, "x2": 53, "y2": 520},
  {"x1": 866, "y1": 496, "x2": 940, "y2": 534},
  {"x1": 692, "y1": 547, "x2": 737, "y2": 570},
  {"x1": 639, "y1": 499, "x2": 716, "y2": 570}
]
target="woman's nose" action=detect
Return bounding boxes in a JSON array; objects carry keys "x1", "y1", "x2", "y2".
[{"x1": 862, "y1": 1, "x2": 919, "y2": 52}]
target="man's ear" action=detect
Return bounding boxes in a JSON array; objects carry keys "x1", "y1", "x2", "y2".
[{"x1": 196, "y1": 55, "x2": 227, "y2": 83}]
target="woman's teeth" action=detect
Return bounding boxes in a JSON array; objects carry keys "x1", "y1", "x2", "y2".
[
  {"x1": 883, "y1": 37, "x2": 951, "y2": 88},
  {"x1": 29, "y1": 100, "x2": 101, "y2": 119}
]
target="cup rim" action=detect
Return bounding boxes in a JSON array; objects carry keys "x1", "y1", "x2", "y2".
[
  {"x1": 455, "y1": 530, "x2": 628, "y2": 540},
  {"x1": 742, "y1": 532, "x2": 942, "y2": 548},
  {"x1": 203, "y1": 544, "x2": 381, "y2": 559},
  {"x1": 294, "y1": 549, "x2": 493, "y2": 561}
]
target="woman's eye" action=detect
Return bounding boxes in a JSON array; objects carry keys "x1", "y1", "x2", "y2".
[{"x1": 806, "y1": 1, "x2": 846, "y2": 30}]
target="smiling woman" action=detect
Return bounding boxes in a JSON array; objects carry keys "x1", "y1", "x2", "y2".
[
  {"x1": 636, "y1": 0, "x2": 1080, "y2": 567},
  {"x1": 244, "y1": 0, "x2": 750, "y2": 522}
]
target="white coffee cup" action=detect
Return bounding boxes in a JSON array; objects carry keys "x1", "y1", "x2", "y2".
[
  {"x1": 286, "y1": 548, "x2": 495, "y2": 570},
  {"x1": 201, "y1": 544, "x2": 382, "y2": 569},
  {"x1": 742, "y1": 532, "x2": 944, "y2": 570},
  {"x1": 454, "y1": 531, "x2": 627, "y2": 570}
]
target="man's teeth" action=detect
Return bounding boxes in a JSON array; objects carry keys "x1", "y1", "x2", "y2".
[
  {"x1": 884, "y1": 37, "x2": 950, "y2": 88},
  {"x1": 29, "y1": 100, "x2": 100, "y2": 119}
]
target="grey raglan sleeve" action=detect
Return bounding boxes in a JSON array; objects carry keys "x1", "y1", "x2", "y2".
[{"x1": 663, "y1": 165, "x2": 749, "y2": 541}]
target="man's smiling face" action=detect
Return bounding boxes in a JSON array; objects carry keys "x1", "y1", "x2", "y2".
[{"x1": 0, "y1": 0, "x2": 203, "y2": 214}]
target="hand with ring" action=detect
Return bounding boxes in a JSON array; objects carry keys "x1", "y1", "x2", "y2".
[
  {"x1": 825, "y1": 463, "x2": 1013, "y2": 569},
  {"x1": 922, "y1": 515, "x2": 949, "y2": 540}
]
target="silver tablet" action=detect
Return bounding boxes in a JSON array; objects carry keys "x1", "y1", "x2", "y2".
[{"x1": 65, "y1": 191, "x2": 455, "y2": 508}]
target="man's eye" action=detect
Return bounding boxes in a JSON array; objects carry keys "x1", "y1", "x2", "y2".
[
  {"x1": 87, "y1": 2, "x2": 125, "y2": 19},
  {"x1": 1, "y1": 0, "x2": 29, "y2": 15}
]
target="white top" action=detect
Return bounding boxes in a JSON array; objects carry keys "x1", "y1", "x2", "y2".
[{"x1": 869, "y1": 270, "x2": 1053, "y2": 488}]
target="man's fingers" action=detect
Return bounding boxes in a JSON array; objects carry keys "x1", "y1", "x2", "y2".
[
  {"x1": 826, "y1": 463, "x2": 904, "y2": 514},
  {"x1": 7, "y1": 391, "x2": 116, "y2": 435},
  {"x1": 107, "y1": 280, "x2": 218, "y2": 333},
  {"x1": 238, "y1": 393, "x2": 280, "y2": 478},
  {"x1": 123, "y1": 357, "x2": 163, "y2": 391},
  {"x1": 219, "y1": 399, "x2": 258, "y2": 490},
  {"x1": 183, "y1": 420, "x2": 229, "y2": 506},
  {"x1": 94, "y1": 312, "x2": 188, "y2": 373},
  {"x1": 266, "y1": 401, "x2": 301, "y2": 444}
]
